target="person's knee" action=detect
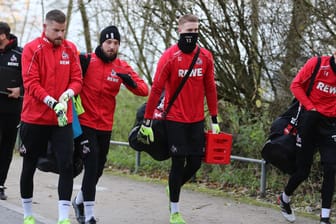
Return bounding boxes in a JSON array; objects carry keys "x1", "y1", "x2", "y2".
[
  {"x1": 58, "y1": 159, "x2": 73, "y2": 175},
  {"x1": 295, "y1": 168, "x2": 310, "y2": 182},
  {"x1": 188, "y1": 157, "x2": 202, "y2": 172},
  {"x1": 323, "y1": 163, "x2": 336, "y2": 176}
]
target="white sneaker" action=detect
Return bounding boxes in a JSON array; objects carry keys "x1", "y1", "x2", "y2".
[{"x1": 278, "y1": 195, "x2": 295, "y2": 223}]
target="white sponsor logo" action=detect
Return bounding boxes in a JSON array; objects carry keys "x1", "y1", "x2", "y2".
[
  {"x1": 60, "y1": 60, "x2": 70, "y2": 65},
  {"x1": 316, "y1": 81, "x2": 336, "y2": 94},
  {"x1": 7, "y1": 62, "x2": 19, "y2": 66},
  {"x1": 178, "y1": 68, "x2": 203, "y2": 77}
]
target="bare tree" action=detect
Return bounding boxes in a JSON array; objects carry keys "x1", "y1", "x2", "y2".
[{"x1": 77, "y1": 0, "x2": 92, "y2": 52}]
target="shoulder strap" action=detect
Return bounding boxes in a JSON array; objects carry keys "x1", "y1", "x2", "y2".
[
  {"x1": 164, "y1": 47, "x2": 201, "y2": 116},
  {"x1": 306, "y1": 56, "x2": 321, "y2": 96},
  {"x1": 290, "y1": 56, "x2": 321, "y2": 124},
  {"x1": 79, "y1": 53, "x2": 91, "y2": 77}
]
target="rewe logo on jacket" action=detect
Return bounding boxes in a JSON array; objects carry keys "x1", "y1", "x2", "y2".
[
  {"x1": 107, "y1": 69, "x2": 119, "y2": 82},
  {"x1": 316, "y1": 81, "x2": 336, "y2": 94},
  {"x1": 60, "y1": 51, "x2": 70, "y2": 65}
]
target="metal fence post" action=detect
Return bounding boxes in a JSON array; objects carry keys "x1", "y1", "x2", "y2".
[
  {"x1": 109, "y1": 140, "x2": 268, "y2": 197},
  {"x1": 260, "y1": 160, "x2": 267, "y2": 197},
  {"x1": 134, "y1": 151, "x2": 141, "y2": 173}
]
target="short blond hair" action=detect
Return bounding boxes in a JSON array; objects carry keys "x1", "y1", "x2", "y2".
[{"x1": 178, "y1": 14, "x2": 199, "y2": 26}]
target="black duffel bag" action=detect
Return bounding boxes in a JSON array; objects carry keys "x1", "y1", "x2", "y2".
[
  {"x1": 261, "y1": 113, "x2": 298, "y2": 174},
  {"x1": 37, "y1": 138, "x2": 83, "y2": 178},
  {"x1": 128, "y1": 103, "x2": 170, "y2": 161}
]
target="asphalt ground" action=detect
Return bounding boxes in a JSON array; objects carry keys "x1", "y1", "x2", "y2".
[{"x1": 0, "y1": 155, "x2": 318, "y2": 224}]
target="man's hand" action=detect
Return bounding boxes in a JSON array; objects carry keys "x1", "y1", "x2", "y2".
[
  {"x1": 137, "y1": 119, "x2": 154, "y2": 144},
  {"x1": 116, "y1": 73, "x2": 137, "y2": 88},
  {"x1": 43, "y1": 95, "x2": 68, "y2": 127},
  {"x1": 59, "y1": 89, "x2": 74, "y2": 104},
  {"x1": 6, "y1": 87, "x2": 21, "y2": 99},
  {"x1": 53, "y1": 102, "x2": 68, "y2": 127}
]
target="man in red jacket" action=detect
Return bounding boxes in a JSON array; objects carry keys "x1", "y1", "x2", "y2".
[
  {"x1": 138, "y1": 14, "x2": 220, "y2": 224},
  {"x1": 20, "y1": 9, "x2": 82, "y2": 224},
  {"x1": 279, "y1": 55, "x2": 336, "y2": 224},
  {"x1": 71, "y1": 25, "x2": 148, "y2": 224}
]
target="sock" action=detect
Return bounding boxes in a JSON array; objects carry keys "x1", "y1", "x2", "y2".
[
  {"x1": 84, "y1": 201, "x2": 95, "y2": 222},
  {"x1": 321, "y1": 208, "x2": 331, "y2": 218},
  {"x1": 282, "y1": 192, "x2": 290, "y2": 203},
  {"x1": 75, "y1": 191, "x2": 84, "y2": 204},
  {"x1": 22, "y1": 198, "x2": 33, "y2": 218},
  {"x1": 170, "y1": 202, "x2": 179, "y2": 214},
  {"x1": 58, "y1": 200, "x2": 71, "y2": 221}
]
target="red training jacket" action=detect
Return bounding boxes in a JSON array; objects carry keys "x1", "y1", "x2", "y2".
[
  {"x1": 79, "y1": 53, "x2": 149, "y2": 131},
  {"x1": 144, "y1": 44, "x2": 218, "y2": 123},
  {"x1": 291, "y1": 56, "x2": 336, "y2": 117},
  {"x1": 21, "y1": 33, "x2": 83, "y2": 125}
]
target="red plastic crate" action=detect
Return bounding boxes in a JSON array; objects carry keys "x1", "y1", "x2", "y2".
[{"x1": 204, "y1": 131, "x2": 232, "y2": 164}]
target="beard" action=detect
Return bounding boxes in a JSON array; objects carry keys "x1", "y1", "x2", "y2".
[
  {"x1": 53, "y1": 38, "x2": 63, "y2": 46},
  {"x1": 105, "y1": 51, "x2": 117, "y2": 61}
]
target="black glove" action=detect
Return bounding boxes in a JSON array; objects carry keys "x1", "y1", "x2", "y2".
[{"x1": 116, "y1": 73, "x2": 137, "y2": 88}]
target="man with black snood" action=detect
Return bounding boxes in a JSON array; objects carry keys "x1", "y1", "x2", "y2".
[
  {"x1": 0, "y1": 21, "x2": 22, "y2": 200},
  {"x1": 278, "y1": 53, "x2": 336, "y2": 224},
  {"x1": 71, "y1": 25, "x2": 148, "y2": 224},
  {"x1": 138, "y1": 14, "x2": 220, "y2": 224}
]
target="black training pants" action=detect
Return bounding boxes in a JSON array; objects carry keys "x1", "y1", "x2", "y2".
[
  {"x1": 80, "y1": 126, "x2": 111, "y2": 202},
  {"x1": 0, "y1": 113, "x2": 20, "y2": 186},
  {"x1": 19, "y1": 122, "x2": 74, "y2": 200}
]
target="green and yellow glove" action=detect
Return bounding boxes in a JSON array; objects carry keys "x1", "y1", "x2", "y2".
[
  {"x1": 44, "y1": 95, "x2": 68, "y2": 127},
  {"x1": 53, "y1": 102, "x2": 68, "y2": 127},
  {"x1": 137, "y1": 119, "x2": 154, "y2": 144},
  {"x1": 211, "y1": 116, "x2": 220, "y2": 134}
]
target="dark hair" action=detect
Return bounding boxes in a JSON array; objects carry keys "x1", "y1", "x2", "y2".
[
  {"x1": 0, "y1": 22, "x2": 10, "y2": 39},
  {"x1": 45, "y1": 9, "x2": 66, "y2": 23}
]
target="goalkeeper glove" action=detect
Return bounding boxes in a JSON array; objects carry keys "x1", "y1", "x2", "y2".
[
  {"x1": 116, "y1": 73, "x2": 137, "y2": 88},
  {"x1": 43, "y1": 96, "x2": 68, "y2": 127},
  {"x1": 59, "y1": 89, "x2": 74, "y2": 104},
  {"x1": 53, "y1": 102, "x2": 68, "y2": 127},
  {"x1": 211, "y1": 116, "x2": 220, "y2": 134},
  {"x1": 137, "y1": 119, "x2": 154, "y2": 144}
]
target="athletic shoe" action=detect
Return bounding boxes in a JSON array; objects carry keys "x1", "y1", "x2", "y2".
[
  {"x1": 57, "y1": 219, "x2": 71, "y2": 224},
  {"x1": 320, "y1": 217, "x2": 331, "y2": 224},
  {"x1": 0, "y1": 186, "x2": 7, "y2": 200},
  {"x1": 170, "y1": 212, "x2": 186, "y2": 224},
  {"x1": 23, "y1": 216, "x2": 35, "y2": 224},
  {"x1": 278, "y1": 194, "x2": 295, "y2": 223},
  {"x1": 72, "y1": 197, "x2": 85, "y2": 224},
  {"x1": 85, "y1": 217, "x2": 97, "y2": 224}
]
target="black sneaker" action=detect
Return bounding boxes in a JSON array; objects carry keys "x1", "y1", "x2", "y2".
[
  {"x1": 0, "y1": 186, "x2": 7, "y2": 200},
  {"x1": 320, "y1": 217, "x2": 331, "y2": 224},
  {"x1": 85, "y1": 217, "x2": 97, "y2": 224},
  {"x1": 72, "y1": 197, "x2": 85, "y2": 224},
  {"x1": 278, "y1": 194, "x2": 295, "y2": 223}
]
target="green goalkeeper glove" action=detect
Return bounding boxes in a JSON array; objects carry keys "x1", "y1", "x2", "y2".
[
  {"x1": 53, "y1": 102, "x2": 68, "y2": 127},
  {"x1": 137, "y1": 119, "x2": 154, "y2": 144}
]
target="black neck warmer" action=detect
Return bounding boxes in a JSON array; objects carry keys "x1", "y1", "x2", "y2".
[
  {"x1": 177, "y1": 33, "x2": 198, "y2": 54},
  {"x1": 95, "y1": 46, "x2": 117, "y2": 63}
]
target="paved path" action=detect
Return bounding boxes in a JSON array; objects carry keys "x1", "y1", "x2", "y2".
[{"x1": 1, "y1": 155, "x2": 317, "y2": 224}]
